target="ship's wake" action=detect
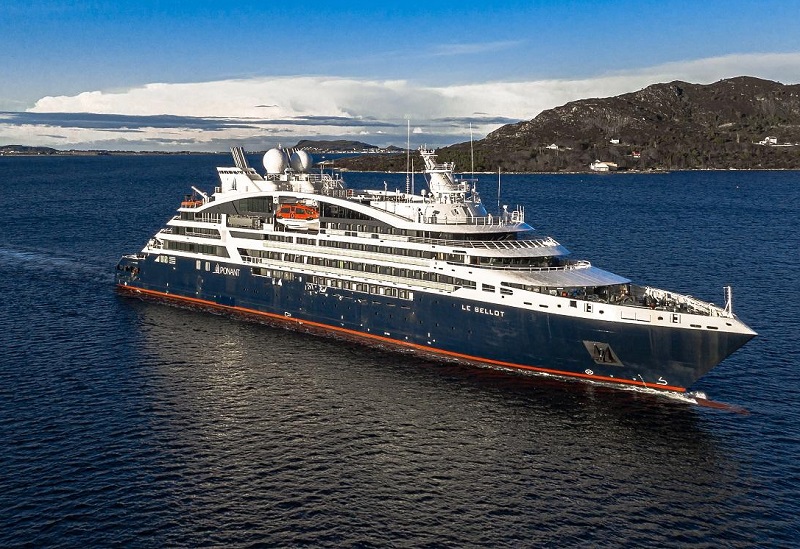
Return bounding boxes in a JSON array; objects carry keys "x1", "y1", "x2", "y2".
[{"x1": 0, "y1": 246, "x2": 113, "y2": 283}]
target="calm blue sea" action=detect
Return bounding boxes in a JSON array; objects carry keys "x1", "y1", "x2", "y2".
[{"x1": 1, "y1": 155, "x2": 798, "y2": 547}]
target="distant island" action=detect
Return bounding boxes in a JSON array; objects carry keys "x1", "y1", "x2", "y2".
[
  {"x1": 0, "y1": 145, "x2": 207, "y2": 156},
  {"x1": 4, "y1": 77, "x2": 800, "y2": 171},
  {"x1": 0, "y1": 140, "x2": 402, "y2": 157},
  {"x1": 293, "y1": 139, "x2": 403, "y2": 154}
]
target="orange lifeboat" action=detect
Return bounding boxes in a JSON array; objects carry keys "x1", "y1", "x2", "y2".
[
  {"x1": 275, "y1": 204, "x2": 320, "y2": 231},
  {"x1": 276, "y1": 204, "x2": 319, "y2": 221}
]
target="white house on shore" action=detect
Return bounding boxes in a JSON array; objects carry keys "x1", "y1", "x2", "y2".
[{"x1": 590, "y1": 160, "x2": 619, "y2": 172}]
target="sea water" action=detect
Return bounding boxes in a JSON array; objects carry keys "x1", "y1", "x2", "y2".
[{"x1": 1, "y1": 155, "x2": 798, "y2": 546}]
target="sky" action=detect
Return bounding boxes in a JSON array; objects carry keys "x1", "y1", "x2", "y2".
[{"x1": 1, "y1": 0, "x2": 799, "y2": 151}]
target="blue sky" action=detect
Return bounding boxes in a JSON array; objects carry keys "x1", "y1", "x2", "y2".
[{"x1": 2, "y1": 0, "x2": 799, "y2": 150}]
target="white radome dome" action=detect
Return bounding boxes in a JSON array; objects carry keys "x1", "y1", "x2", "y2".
[
  {"x1": 290, "y1": 150, "x2": 313, "y2": 172},
  {"x1": 263, "y1": 148, "x2": 288, "y2": 174}
]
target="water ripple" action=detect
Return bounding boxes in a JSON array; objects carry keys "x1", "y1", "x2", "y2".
[{"x1": 1, "y1": 159, "x2": 798, "y2": 547}]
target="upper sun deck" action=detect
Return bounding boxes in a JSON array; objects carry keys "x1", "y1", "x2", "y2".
[{"x1": 200, "y1": 145, "x2": 529, "y2": 232}]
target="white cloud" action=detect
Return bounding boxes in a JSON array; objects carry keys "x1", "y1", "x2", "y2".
[
  {"x1": 431, "y1": 40, "x2": 525, "y2": 57},
  {"x1": 12, "y1": 52, "x2": 800, "y2": 150},
  {"x1": 621, "y1": 51, "x2": 800, "y2": 84}
]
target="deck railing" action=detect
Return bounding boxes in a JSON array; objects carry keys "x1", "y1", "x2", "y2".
[
  {"x1": 643, "y1": 286, "x2": 731, "y2": 318},
  {"x1": 241, "y1": 256, "x2": 456, "y2": 292},
  {"x1": 254, "y1": 238, "x2": 430, "y2": 268},
  {"x1": 323, "y1": 228, "x2": 561, "y2": 251},
  {"x1": 457, "y1": 259, "x2": 592, "y2": 272}
]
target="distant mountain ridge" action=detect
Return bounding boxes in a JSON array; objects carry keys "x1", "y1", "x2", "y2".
[
  {"x1": 475, "y1": 76, "x2": 800, "y2": 171},
  {"x1": 339, "y1": 76, "x2": 800, "y2": 172}
]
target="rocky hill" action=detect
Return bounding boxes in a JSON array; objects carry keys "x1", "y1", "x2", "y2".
[{"x1": 338, "y1": 77, "x2": 800, "y2": 172}]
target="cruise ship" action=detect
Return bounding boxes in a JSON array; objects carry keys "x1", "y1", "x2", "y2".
[{"x1": 116, "y1": 146, "x2": 756, "y2": 393}]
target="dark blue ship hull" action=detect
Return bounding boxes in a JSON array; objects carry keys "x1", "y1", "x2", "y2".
[{"x1": 116, "y1": 254, "x2": 753, "y2": 392}]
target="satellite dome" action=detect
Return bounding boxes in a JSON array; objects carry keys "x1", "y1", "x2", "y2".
[
  {"x1": 263, "y1": 148, "x2": 288, "y2": 174},
  {"x1": 289, "y1": 150, "x2": 313, "y2": 173}
]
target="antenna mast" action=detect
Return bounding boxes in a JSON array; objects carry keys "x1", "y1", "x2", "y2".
[
  {"x1": 470, "y1": 122, "x2": 475, "y2": 175},
  {"x1": 411, "y1": 159, "x2": 415, "y2": 195},
  {"x1": 405, "y1": 119, "x2": 411, "y2": 194},
  {"x1": 497, "y1": 166, "x2": 501, "y2": 213},
  {"x1": 724, "y1": 285, "x2": 733, "y2": 315}
]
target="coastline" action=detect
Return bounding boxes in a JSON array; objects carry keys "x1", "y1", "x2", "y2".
[{"x1": 2, "y1": 150, "x2": 798, "y2": 173}]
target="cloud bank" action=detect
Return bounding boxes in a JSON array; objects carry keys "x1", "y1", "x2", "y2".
[{"x1": 3, "y1": 52, "x2": 798, "y2": 151}]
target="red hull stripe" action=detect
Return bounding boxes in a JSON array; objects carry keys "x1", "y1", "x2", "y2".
[{"x1": 118, "y1": 285, "x2": 688, "y2": 393}]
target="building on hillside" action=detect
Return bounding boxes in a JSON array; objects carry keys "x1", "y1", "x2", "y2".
[{"x1": 590, "y1": 160, "x2": 619, "y2": 172}]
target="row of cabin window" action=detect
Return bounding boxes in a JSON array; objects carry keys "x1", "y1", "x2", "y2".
[
  {"x1": 273, "y1": 232, "x2": 554, "y2": 267},
  {"x1": 173, "y1": 226, "x2": 221, "y2": 238},
  {"x1": 322, "y1": 206, "x2": 373, "y2": 222},
  {"x1": 310, "y1": 276, "x2": 413, "y2": 300},
  {"x1": 251, "y1": 267, "x2": 296, "y2": 281},
  {"x1": 251, "y1": 267, "x2": 412, "y2": 300},
  {"x1": 313, "y1": 239, "x2": 466, "y2": 262},
  {"x1": 247, "y1": 245, "x2": 464, "y2": 262},
  {"x1": 242, "y1": 248, "x2": 475, "y2": 288},
  {"x1": 501, "y1": 281, "x2": 568, "y2": 296},
  {"x1": 479, "y1": 256, "x2": 556, "y2": 268},
  {"x1": 165, "y1": 241, "x2": 229, "y2": 257},
  {"x1": 181, "y1": 212, "x2": 221, "y2": 223},
  {"x1": 481, "y1": 283, "x2": 514, "y2": 295}
]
